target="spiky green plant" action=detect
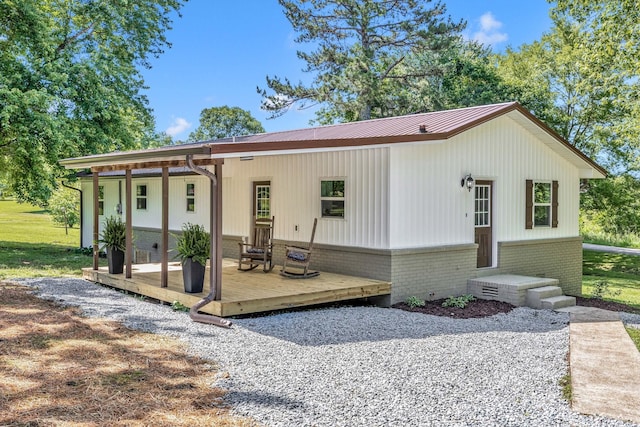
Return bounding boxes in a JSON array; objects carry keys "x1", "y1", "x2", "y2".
[
  {"x1": 98, "y1": 216, "x2": 126, "y2": 252},
  {"x1": 173, "y1": 223, "x2": 210, "y2": 266}
]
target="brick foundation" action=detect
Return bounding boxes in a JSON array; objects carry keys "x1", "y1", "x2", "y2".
[{"x1": 133, "y1": 227, "x2": 583, "y2": 302}]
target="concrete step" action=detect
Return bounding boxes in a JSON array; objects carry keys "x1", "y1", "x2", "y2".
[
  {"x1": 525, "y1": 285, "x2": 564, "y2": 309},
  {"x1": 467, "y1": 275, "x2": 560, "y2": 306},
  {"x1": 541, "y1": 295, "x2": 576, "y2": 310}
]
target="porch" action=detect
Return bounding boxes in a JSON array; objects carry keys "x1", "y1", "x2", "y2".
[{"x1": 83, "y1": 259, "x2": 392, "y2": 317}]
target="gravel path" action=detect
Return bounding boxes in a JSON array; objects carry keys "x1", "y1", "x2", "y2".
[{"x1": 18, "y1": 278, "x2": 640, "y2": 427}]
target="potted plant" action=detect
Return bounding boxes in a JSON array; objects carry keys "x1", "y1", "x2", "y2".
[
  {"x1": 174, "y1": 223, "x2": 210, "y2": 293},
  {"x1": 99, "y1": 215, "x2": 126, "y2": 274}
]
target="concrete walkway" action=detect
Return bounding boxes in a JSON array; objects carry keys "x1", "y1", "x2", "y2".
[{"x1": 559, "y1": 306, "x2": 640, "y2": 423}]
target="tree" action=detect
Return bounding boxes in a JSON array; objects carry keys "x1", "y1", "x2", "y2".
[
  {"x1": 188, "y1": 106, "x2": 265, "y2": 141},
  {"x1": 259, "y1": 0, "x2": 465, "y2": 123},
  {"x1": 386, "y1": 39, "x2": 543, "y2": 117},
  {"x1": 48, "y1": 186, "x2": 80, "y2": 233},
  {"x1": 496, "y1": 20, "x2": 633, "y2": 173},
  {"x1": 0, "y1": 0, "x2": 185, "y2": 206},
  {"x1": 497, "y1": 1, "x2": 640, "y2": 236},
  {"x1": 551, "y1": 0, "x2": 640, "y2": 176}
]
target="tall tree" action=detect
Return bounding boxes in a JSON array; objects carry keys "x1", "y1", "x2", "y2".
[
  {"x1": 0, "y1": 0, "x2": 184, "y2": 205},
  {"x1": 259, "y1": 0, "x2": 465, "y2": 123},
  {"x1": 386, "y1": 39, "x2": 544, "y2": 117},
  {"x1": 496, "y1": 21, "x2": 633, "y2": 172},
  {"x1": 188, "y1": 106, "x2": 265, "y2": 141},
  {"x1": 551, "y1": 0, "x2": 640, "y2": 175}
]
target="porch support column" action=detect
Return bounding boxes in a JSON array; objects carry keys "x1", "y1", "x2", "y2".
[
  {"x1": 161, "y1": 166, "x2": 169, "y2": 288},
  {"x1": 125, "y1": 169, "x2": 133, "y2": 278},
  {"x1": 212, "y1": 161, "x2": 223, "y2": 300},
  {"x1": 92, "y1": 170, "x2": 99, "y2": 270}
]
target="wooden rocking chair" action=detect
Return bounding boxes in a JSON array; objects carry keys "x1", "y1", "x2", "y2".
[
  {"x1": 280, "y1": 218, "x2": 319, "y2": 278},
  {"x1": 238, "y1": 216, "x2": 275, "y2": 272}
]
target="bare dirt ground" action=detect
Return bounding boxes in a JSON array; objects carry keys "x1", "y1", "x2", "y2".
[{"x1": 0, "y1": 281, "x2": 256, "y2": 427}]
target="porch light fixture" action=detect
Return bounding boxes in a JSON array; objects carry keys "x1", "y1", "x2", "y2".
[
  {"x1": 461, "y1": 174, "x2": 474, "y2": 192},
  {"x1": 240, "y1": 156, "x2": 254, "y2": 161}
]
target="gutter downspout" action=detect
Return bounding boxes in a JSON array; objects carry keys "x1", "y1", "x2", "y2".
[
  {"x1": 62, "y1": 181, "x2": 83, "y2": 249},
  {"x1": 186, "y1": 155, "x2": 232, "y2": 328}
]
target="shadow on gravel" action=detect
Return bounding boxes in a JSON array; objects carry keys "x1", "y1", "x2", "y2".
[
  {"x1": 21, "y1": 278, "x2": 569, "y2": 347},
  {"x1": 233, "y1": 305, "x2": 569, "y2": 346}
]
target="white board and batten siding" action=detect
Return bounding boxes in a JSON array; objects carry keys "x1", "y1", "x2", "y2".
[
  {"x1": 223, "y1": 148, "x2": 390, "y2": 249},
  {"x1": 80, "y1": 175, "x2": 211, "y2": 247},
  {"x1": 389, "y1": 114, "x2": 580, "y2": 249},
  {"x1": 82, "y1": 113, "x2": 584, "y2": 252}
]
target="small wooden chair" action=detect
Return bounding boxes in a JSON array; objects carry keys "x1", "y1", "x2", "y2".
[
  {"x1": 280, "y1": 218, "x2": 319, "y2": 278},
  {"x1": 238, "y1": 216, "x2": 275, "y2": 272}
]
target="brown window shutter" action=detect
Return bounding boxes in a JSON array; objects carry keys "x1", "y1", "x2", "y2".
[
  {"x1": 552, "y1": 180, "x2": 559, "y2": 228},
  {"x1": 525, "y1": 180, "x2": 533, "y2": 229}
]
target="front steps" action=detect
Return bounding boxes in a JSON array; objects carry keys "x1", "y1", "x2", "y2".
[
  {"x1": 468, "y1": 274, "x2": 576, "y2": 310},
  {"x1": 525, "y1": 285, "x2": 576, "y2": 309}
]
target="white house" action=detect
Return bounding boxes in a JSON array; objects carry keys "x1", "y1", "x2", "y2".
[{"x1": 62, "y1": 102, "x2": 605, "y2": 304}]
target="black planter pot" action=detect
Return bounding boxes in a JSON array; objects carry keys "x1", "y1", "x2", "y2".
[
  {"x1": 182, "y1": 257, "x2": 205, "y2": 293},
  {"x1": 107, "y1": 247, "x2": 125, "y2": 274}
]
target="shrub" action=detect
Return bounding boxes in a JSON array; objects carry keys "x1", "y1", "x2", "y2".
[
  {"x1": 406, "y1": 296, "x2": 425, "y2": 308},
  {"x1": 442, "y1": 294, "x2": 476, "y2": 309},
  {"x1": 591, "y1": 280, "x2": 621, "y2": 300}
]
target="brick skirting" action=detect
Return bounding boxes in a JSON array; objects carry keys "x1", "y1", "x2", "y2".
[{"x1": 134, "y1": 227, "x2": 583, "y2": 304}]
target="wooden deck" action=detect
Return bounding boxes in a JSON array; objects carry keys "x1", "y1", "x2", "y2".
[{"x1": 82, "y1": 259, "x2": 391, "y2": 317}]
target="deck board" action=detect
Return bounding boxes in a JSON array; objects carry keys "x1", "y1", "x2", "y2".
[{"x1": 83, "y1": 259, "x2": 391, "y2": 317}]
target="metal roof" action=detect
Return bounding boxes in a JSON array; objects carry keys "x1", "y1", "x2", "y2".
[{"x1": 60, "y1": 102, "x2": 606, "y2": 178}]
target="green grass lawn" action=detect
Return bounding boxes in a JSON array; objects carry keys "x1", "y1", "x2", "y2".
[
  {"x1": 583, "y1": 249, "x2": 640, "y2": 310},
  {"x1": 0, "y1": 200, "x2": 97, "y2": 278},
  {"x1": 2, "y1": 197, "x2": 640, "y2": 310}
]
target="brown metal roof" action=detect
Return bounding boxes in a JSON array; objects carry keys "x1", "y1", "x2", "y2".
[
  {"x1": 60, "y1": 102, "x2": 606, "y2": 177},
  {"x1": 210, "y1": 102, "x2": 515, "y2": 144}
]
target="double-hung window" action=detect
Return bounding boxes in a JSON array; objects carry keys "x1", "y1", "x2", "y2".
[
  {"x1": 534, "y1": 182, "x2": 552, "y2": 226},
  {"x1": 136, "y1": 184, "x2": 147, "y2": 210},
  {"x1": 186, "y1": 183, "x2": 195, "y2": 213},
  {"x1": 526, "y1": 180, "x2": 558, "y2": 229},
  {"x1": 98, "y1": 186, "x2": 104, "y2": 216},
  {"x1": 321, "y1": 179, "x2": 345, "y2": 218}
]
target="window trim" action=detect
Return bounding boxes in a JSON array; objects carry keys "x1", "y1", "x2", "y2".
[
  {"x1": 186, "y1": 182, "x2": 196, "y2": 213},
  {"x1": 526, "y1": 180, "x2": 558, "y2": 229},
  {"x1": 320, "y1": 178, "x2": 346, "y2": 219},
  {"x1": 136, "y1": 183, "x2": 148, "y2": 211},
  {"x1": 474, "y1": 183, "x2": 491, "y2": 227},
  {"x1": 253, "y1": 181, "x2": 271, "y2": 219},
  {"x1": 98, "y1": 185, "x2": 105, "y2": 216}
]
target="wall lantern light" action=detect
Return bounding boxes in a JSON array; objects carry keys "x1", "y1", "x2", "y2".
[{"x1": 461, "y1": 174, "x2": 474, "y2": 192}]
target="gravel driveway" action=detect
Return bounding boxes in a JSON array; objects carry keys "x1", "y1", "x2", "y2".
[{"x1": 20, "y1": 278, "x2": 640, "y2": 427}]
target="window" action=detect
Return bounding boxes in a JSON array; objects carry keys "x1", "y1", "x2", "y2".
[
  {"x1": 534, "y1": 182, "x2": 552, "y2": 226},
  {"x1": 254, "y1": 182, "x2": 271, "y2": 219},
  {"x1": 98, "y1": 186, "x2": 104, "y2": 216},
  {"x1": 526, "y1": 180, "x2": 558, "y2": 229},
  {"x1": 321, "y1": 179, "x2": 345, "y2": 218},
  {"x1": 474, "y1": 184, "x2": 491, "y2": 227},
  {"x1": 186, "y1": 183, "x2": 195, "y2": 212},
  {"x1": 136, "y1": 184, "x2": 147, "y2": 210}
]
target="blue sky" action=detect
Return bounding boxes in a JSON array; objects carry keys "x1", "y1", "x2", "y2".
[{"x1": 142, "y1": 1, "x2": 553, "y2": 139}]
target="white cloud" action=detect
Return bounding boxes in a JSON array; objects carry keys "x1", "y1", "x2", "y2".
[
  {"x1": 165, "y1": 117, "x2": 192, "y2": 137},
  {"x1": 472, "y1": 12, "x2": 508, "y2": 46}
]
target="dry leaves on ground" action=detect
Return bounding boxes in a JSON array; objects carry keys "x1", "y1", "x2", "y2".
[{"x1": 0, "y1": 281, "x2": 256, "y2": 427}]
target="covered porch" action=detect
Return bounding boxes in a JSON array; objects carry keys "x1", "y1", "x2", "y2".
[{"x1": 83, "y1": 259, "x2": 391, "y2": 317}]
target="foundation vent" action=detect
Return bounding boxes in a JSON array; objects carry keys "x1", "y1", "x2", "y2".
[{"x1": 481, "y1": 285, "x2": 499, "y2": 298}]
